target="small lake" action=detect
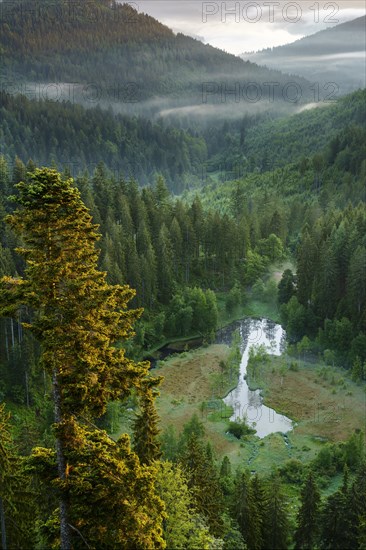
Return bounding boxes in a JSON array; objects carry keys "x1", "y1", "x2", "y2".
[{"x1": 216, "y1": 318, "x2": 293, "y2": 438}]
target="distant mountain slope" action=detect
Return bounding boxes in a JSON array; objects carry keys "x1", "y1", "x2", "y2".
[
  {"x1": 244, "y1": 89, "x2": 366, "y2": 167},
  {"x1": 203, "y1": 89, "x2": 366, "y2": 177},
  {"x1": 0, "y1": 92, "x2": 207, "y2": 191},
  {"x1": 1, "y1": 89, "x2": 364, "y2": 192},
  {"x1": 241, "y1": 16, "x2": 366, "y2": 93},
  {"x1": 186, "y1": 91, "x2": 366, "y2": 214},
  {"x1": 0, "y1": 0, "x2": 312, "y2": 117}
]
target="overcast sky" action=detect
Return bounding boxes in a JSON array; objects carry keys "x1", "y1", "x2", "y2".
[{"x1": 128, "y1": 1, "x2": 366, "y2": 54}]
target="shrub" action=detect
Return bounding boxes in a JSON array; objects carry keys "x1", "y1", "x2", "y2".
[
  {"x1": 227, "y1": 419, "x2": 255, "y2": 439},
  {"x1": 279, "y1": 459, "x2": 304, "y2": 483}
]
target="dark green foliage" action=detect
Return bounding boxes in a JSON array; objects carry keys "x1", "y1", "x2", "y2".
[
  {"x1": 220, "y1": 456, "x2": 232, "y2": 479},
  {"x1": 320, "y1": 485, "x2": 352, "y2": 549},
  {"x1": 180, "y1": 414, "x2": 206, "y2": 447},
  {"x1": 279, "y1": 459, "x2": 304, "y2": 484},
  {"x1": 0, "y1": 404, "x2": 36, "y2": 549},
  {"x1": 231, "y1": 470, "x2": 262, "y2": 550},
  {"x1": 227, "y1": 420, "x2": 256, "y2": 439},
  {"x1": 132, "y1": 377, "x2": 162, "y2": 465},
  {"x1": 294, "y1": 472, "x2": 321, "y2": 549},
  {"x1": 292, "y1": 202, "x2": 366, "y2": 359},
  {"x1": 167, "y1": 287, "x2": 218, "y2": 338},
  {"x1": 278, "y1": 269, "x2": 296, "y2": 305},
  {"x1": 263, "y1": 473, "x2": 290, "y2": 550},
  {"x1": 250, "y1": 475, "x2": 267, "y2": 546},
  {"x1": 180, "y1": 433, "x2": 225, "y2": 537},
  {"x1": 0, "y1": 93, "x2": 207, "y2": 192},
  {"x1": 345, "y1": 462, "x2": 366, "y2": 548},
  {"x1": 280, "y1": 296, "x2": 316, "y2": 342},
  {"x1": 226, "y1": 283, "x2": 245, "y2": 313},
  {"x1": 352, "y1": 356, "x2": 365, "y2": 382},
  {"x1": 235, "y1": 90, "x2": 366, "y2": 173}
]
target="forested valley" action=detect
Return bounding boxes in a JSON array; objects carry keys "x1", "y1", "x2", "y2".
[{"x1": 0, "y1": 1, "x2": 366, "y2": 549}]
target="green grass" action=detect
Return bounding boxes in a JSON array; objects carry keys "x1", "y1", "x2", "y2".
[{"x1": 206, "y1": 400, "x2": 233, "y2": 422}]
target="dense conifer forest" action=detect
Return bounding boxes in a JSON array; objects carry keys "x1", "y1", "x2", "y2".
[
  {"x1": 0, "y1": 0, "x2": 365, "y2": 548},
  {"x1": 0, "y1": 0, "x2": 310, "y2": 108}
]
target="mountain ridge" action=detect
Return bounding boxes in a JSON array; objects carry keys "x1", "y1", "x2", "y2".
[
  {"x1": 0, "y1": 0, "x2": 313, "y2": 117},
  {"x1": 241, "y1": 15, "x2": 366, "y2": 93}
]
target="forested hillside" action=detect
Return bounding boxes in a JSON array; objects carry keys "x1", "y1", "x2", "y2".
[
  {"x1": 205, "y1": 89, "x2": 366, "y2": 176},
  {"x1": 0, "y1": 168, "x2": 365, "y2": 549},
  {"x1": 254, "y1": 16, "x2": 366, "y2": 56},
  {"x1": 242, "y1": 16, "x2": 366, "y2": 92},
  {"x1": 1, "y1": 89, "x2": 365, "y2": 392},
  {"x1": 1, "y1": 89, "x2": 365, "y2": 192},
  {"x1": 0, "y1": 2, "x2": 365, "y2": 548},
  {"x1": 0, "y1": 92, "x2": 207, "y2": 191},
  {"x1": 0, "y1": 0, "x2": 311, "y2": 116}
]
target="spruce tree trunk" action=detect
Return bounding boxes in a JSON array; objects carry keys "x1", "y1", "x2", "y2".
[
  {"x1": 0, "y1": 496, "x2": 7, "y2": 550},
  {"x1": 53, "y1": 370, "x2": 72, "y2": 550}
]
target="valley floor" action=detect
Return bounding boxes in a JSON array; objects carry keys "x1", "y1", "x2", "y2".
[{"x1": 155, "y1": 332, "x2": 366, "y2": 474}]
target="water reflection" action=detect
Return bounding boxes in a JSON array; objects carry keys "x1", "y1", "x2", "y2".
[{"x1": 217, "y1": 318, "x2": 293, "y2": 438}]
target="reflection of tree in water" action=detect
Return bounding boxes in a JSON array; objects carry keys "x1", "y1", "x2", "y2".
[
  {"x1": 223, "y1": 317, "x2": 292, "y2": 437},
  {"x1": 247, "y1": 319, "x2": 263, "y2": 346},
  {"x1": 246, "y1": 405, "x2": 263, "y2": 424},
  {"x1": 233, "y1": 400, "x2": 242, "y2": 421},
  {"x1": 248, "y1": 389, "x2": 262, "y2": 409},
  {"x1": 279, "y1": 330, "x2": 287, "y2": 353},
  {"x1": 263, "y1": 319, "x2": 277, "y2": 343},
  {"x1": 215, "y1": 318, "x2": 253, "y2": 349},
  {"x1": 215, "y1": 320, "x2": 241, "y2": 346},
  {"x1": 238, "y1": 325, "x2": 246, "y2": 353},
  {"x1": 236, "y1": 319, "x2": 252, "y2": 351}
]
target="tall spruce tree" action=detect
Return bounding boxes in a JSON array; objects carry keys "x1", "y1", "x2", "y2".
[
  {"x1": 250, "y1": 474, "x2": 267, "y2": 546},
  {"x1": 346, "y1": 462, "x2": 366, "y2": 548},
  {"x1": 180, "y1": 433, "x2": 225, "y2": 537},
  {"x1": 132, "y1": 377, "x2": 163, "y2": 465},
  {"x1": 294, "y1": 471, "x2": 321, "y2": 549},
  {"x1": 263, "y1": 473, "x2": 290, "y2": 550},
  {"x1": 231, "y1": 470, "x2": 262, "y2": 550},
  {"x1": 321, "y1": 487, "x2": 351, "y2": 549},
  {"x1": 0, "y1": 169, "x2": 162, "y2": 548}
]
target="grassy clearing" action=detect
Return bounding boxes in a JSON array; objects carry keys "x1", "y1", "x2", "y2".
[
  {"x1": 153, "y1": 341, "x2": 303, "y2": 472},
  {"x1": 154, "y1": 344, "x2": 232, "y2": 436},
  {"x1": 153, "y1": 334, "x2": 366, "y2": 477},
  {"x1": 149, "y1": 259, "x2": 366, "y2": 476},
  {"x1": 153, "y1": 259, "x2": 326, "y2": 472},
  {"x1": 246, "y1": 353, "x2": 366, "y2": 442},
  {"x1": 153, "y1": 343, "x2": 264, "y2": 461}
]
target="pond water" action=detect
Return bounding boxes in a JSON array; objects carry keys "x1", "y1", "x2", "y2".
[{"x1": 216, "y1": 318, "x2": 293, "y2": 438}]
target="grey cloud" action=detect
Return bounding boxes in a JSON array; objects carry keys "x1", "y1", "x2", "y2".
[{"x1": 124, "y1": 1, "x2": 366, "y2": 54}]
